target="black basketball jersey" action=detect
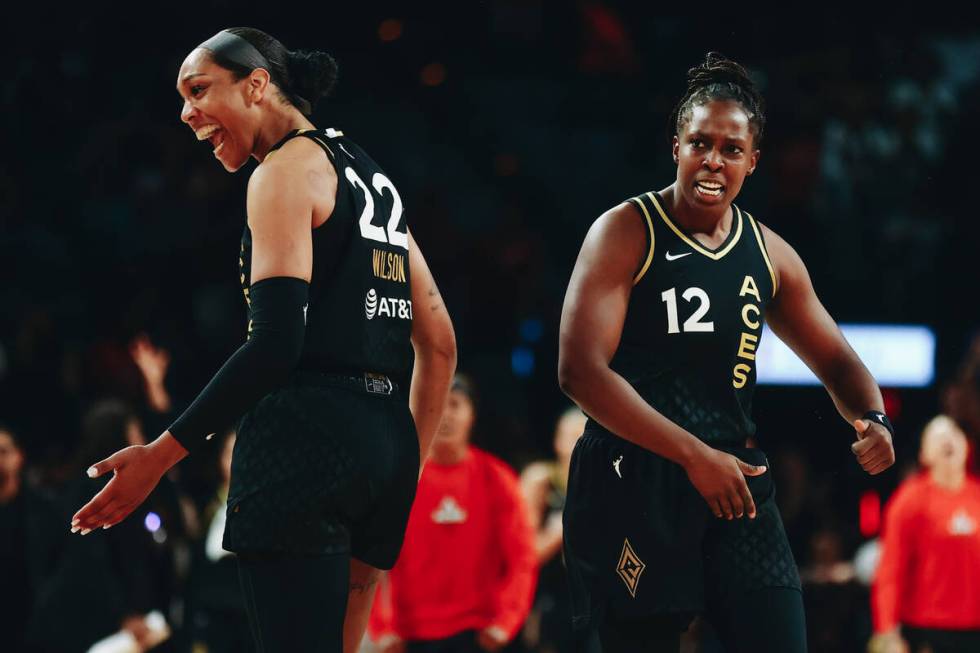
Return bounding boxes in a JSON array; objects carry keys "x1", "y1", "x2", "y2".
[
  {"x1": 238, "y1": 128, "x2": 414, "y2": 386},
  {"x1": 590, "y1": 190, "x2": 778, "y2": 446}
]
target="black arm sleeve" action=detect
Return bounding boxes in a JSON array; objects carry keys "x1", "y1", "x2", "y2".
[{"x1": 168, "y1": 276, "x2": 309, "y2": 452}]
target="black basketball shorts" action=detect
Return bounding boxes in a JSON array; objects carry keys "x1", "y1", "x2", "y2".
[
  {"x1": 562, "y1": 431, "x2": 800, "y2": 634},
  {"x1": 222, "y1": 375, "x2": 420, "y2": 570}
]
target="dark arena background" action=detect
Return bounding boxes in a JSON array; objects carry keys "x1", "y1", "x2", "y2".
[{"x1": 3, "y1": 5, "x2": 980, "y2": 653}]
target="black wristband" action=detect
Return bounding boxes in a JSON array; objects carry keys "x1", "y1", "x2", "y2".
[{"x1": 862, "y1": 410, "x2": 895, "y2": 438}]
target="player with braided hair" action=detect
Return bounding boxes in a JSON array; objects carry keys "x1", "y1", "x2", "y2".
[{"x1": 559, "y1": 52, "x2": 895, "y2": 652}]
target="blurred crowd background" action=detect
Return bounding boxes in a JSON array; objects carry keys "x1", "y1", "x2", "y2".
[{"x1": 3, "y1": 4, "x2": 980, "y2": 652}]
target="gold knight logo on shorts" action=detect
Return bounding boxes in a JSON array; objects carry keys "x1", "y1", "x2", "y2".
[{"x1": 616, "y1": 538, "x2": 646, "y2": 598}]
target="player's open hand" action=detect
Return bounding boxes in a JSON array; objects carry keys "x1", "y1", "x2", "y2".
[
  {"x1": 851, "y1": 419, "x2": 895, "y2": 475},
  {"x1": 71, "y1": 433, "x2": 186, "y2": 534},
  {"x1": 70, "y1": 444, "x2": 167, "y2": 534},
  {"x1": 684, "y1": 447, "x2": 766, "y2": 520}
]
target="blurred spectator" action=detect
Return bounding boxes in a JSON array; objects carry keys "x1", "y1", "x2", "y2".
[
  {"x1": 870, "y1": 415, "x2": 980, "y2": 653},
  {"x1": 368, "y1": 375, "x2": 537, "y2": 652},
  {"x1": 28, "y1": 400, "x2": 189, "y2": 653},
  {"x1": 801, "y1": 528, "x2": 856, "y2": 586},
  {"x1": 798, "y1": 528, "x2": 869, "y2": 653},
  {"x1": 0, "y1": 423, "x2": 63, "y2": 653},
  {"x1": 772, "y1": 446, "x2": 821, "y2": 560},
  {"x1": 943, "y1": 333, "x2": 980, "y2": 464},
  {"x1": 183, "y1": 430, "x2": 252, "y2": 653},
  {"x1": 519, "y1": 407, "x2": 586, "y2": 653},
  {"x1": 129, "y1": 332, "x2": 185, "y2": 472},
  {"x1": 130, "y1": 333, "x2": 173, "y2": 417}
]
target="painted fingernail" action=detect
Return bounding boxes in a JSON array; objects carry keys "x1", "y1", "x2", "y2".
[
  {"x1": 71, "y1": 519, "x2": 79, "y2": 527},
  {"x1": 103, "y1": 524, "x2": 112, "y2": 530},
  {"x1": 86, "y1": 467, "x2": 97, "y2": 478},
  {"x1": 71, "y1": 526, "x2": 80, "y2": 533},
  {"x1": 81, "y1": 528, "x2": 92, "y2": 535}
]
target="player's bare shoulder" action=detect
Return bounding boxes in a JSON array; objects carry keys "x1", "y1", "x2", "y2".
[
  {"x1": 757, "y1": 221, "x2": 812, "y2": 297},
  {"x1": 592, "y1": 201, "x2": 646, "y2": 242},
  {"x1": 271, "y1": 135, "x2": 337, "y2": 191},
  {"x1": 251, "y1": 135, "x2": 338, "y2": 225},
  {"x1": 578, "y1": 200, "x2": 648, "y2": 282}
]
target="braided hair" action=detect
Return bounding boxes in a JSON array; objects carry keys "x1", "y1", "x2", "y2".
[{"x1": 668, "y1": 52, "x2": 765, "y2": 148}]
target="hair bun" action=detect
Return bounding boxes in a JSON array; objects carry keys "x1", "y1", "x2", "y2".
[
  {"x1": 686, "y1": 52, "x2": 754, "y2": 92},
  {"x1": 286, "y1": 49, "x2": 339, "y2": 110}
]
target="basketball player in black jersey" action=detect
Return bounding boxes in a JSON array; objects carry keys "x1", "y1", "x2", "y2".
[
  {"x1": 558, "y1": 53, "x2": 896, "y2": 652},
  {"x1": 70, "y1": 28, "x2": 457, "y2": 653}
]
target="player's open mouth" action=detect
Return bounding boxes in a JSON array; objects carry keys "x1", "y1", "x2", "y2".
[
  {"x1": 194, "y1": 124, "x2": 226, "y2": 155},
  {"x1": 694, "y1": 180, "x2": 724, "y2": 198}
]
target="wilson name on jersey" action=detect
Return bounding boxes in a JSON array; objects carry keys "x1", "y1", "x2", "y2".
[
  {"x1": 596, "y1": 191, "x2": 778, "y2": 445},
  {"x1": 239, "y1": 128, "x2": 414, "y2": 386}
]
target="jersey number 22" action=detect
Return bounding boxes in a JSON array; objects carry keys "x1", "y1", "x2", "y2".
[{"x1": 346, "y1": 167, "x2": 408, "y2": 250}]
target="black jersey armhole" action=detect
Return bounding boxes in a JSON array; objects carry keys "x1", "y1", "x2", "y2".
[
  {"x1": 627, "y1": 196, "x2": 656, "y2": 284},
  {"x1": 295, "y1": 131, "x2": 337, "y2": 162},
  {"x1": 292, "y1": 131, "x2": 341, "y2": 234},
  {"x1": 265, "y1": 129, "x2": 338, "y2": 165},
  {"x1": 745, "y1": 212, "x2": 779, "y2": 298}
]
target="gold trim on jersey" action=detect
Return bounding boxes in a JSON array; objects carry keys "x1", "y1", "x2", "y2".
[
  {"x1": 646, "y1": 192, "x2": 742, "y2": 260},
  {"x1": 631, "y1": 196, "x2": 656, "y2": 285},
  {"x1": 746, "y1": 212, "x2": 778, "y2": 297},
  {"x1": 265, "y1": 129, "x2": 336, "y2": 161},
  {"x1": 308, "y1": 135, "x2": 335, "y2": 158}
]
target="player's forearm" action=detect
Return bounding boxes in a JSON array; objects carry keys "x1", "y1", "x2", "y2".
[
  {"x1": 819, "y1": 350, "x2": 884, "y2": 423},
  {"x1": 169, "y1": 277, "x2": 308, "y2": 452},
  {"x1": 410, "y1": 344, "x2": 456, "y2": 462},
  {"x1": 559, "y1": 360, "x2": 707, "y2": 467},
  {"x1": 146, "y1": 431, "x2": 189, "y2": 471}
]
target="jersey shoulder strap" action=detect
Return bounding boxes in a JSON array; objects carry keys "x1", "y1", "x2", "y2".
[
  {"x1": 265, "y1": 127, "x2": 346, "y2": 163},
  {"x1": 743, "y1": 211, "x2": 779, "y2": 298},
  {"x1": 626, "y1": 193, "x2": 657, "y2": 285},
  {"x1": 294, "y1": 128, "x2": 343, "y2": 162}
]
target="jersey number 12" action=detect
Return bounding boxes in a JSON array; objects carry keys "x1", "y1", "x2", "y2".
[{"x1": 661, "y1": 287, "x2": 714, "y2": 333}]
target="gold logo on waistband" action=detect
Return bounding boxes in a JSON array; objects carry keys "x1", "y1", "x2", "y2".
[{"x1": 616, "y1": 538, "x2": 646, "y2": 598}]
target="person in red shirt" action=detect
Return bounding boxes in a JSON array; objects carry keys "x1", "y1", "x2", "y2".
[
  {"x1": 368, "y1": 375, "x2": 538, "y2": 652},
  {"x1": 872, "y1": 415, "x2": 980, "y2": 653}
]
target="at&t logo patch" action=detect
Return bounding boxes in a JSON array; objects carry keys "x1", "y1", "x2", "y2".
[
  {"x1": 365, "y1": 289, "x2": 379, "y2": 319},
  {"x1": 365, "y1": 288, "x2": 412, "y2": 321}
]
